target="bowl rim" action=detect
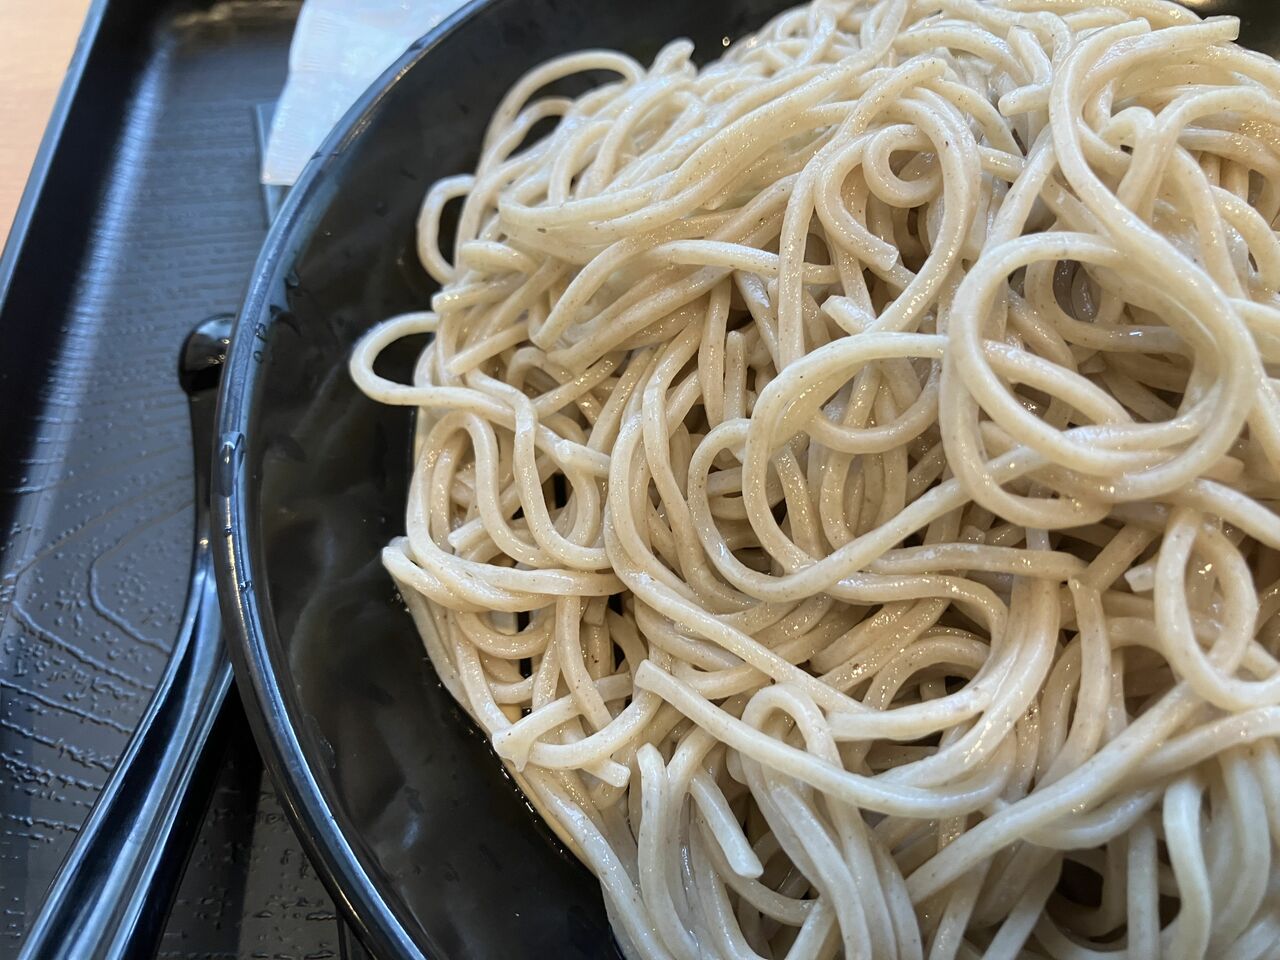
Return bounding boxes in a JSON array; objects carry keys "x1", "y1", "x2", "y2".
[{"x1": 212, "y1": 2, "x2": 492, "y2": 957}]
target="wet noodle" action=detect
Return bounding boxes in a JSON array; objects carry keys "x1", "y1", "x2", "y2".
[{"x1": 352, "y1": 2, "x2": 1280, "y2": 956}]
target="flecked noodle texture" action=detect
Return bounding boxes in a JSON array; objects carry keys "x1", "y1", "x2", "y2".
[{"x1": 351, "y1": 1, "x2": 1280, "y2": 956}]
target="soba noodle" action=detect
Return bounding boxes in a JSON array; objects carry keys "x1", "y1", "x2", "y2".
[{"x1": 350, "y1": 1, "x2": 1280, "y2": 956}]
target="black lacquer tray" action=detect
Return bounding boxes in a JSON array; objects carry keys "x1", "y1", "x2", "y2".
[{"x1": 0, "y1": 1, "x2": 342, "y2": 956}]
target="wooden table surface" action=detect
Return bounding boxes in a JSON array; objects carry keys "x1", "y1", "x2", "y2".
[{"x1": 0, "y1": 0, "x2": 93, "y2": 246}]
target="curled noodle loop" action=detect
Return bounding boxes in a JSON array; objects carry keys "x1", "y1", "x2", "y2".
[{"x1": 352, "y1": 3, "x2": 1280, "y2": 956}]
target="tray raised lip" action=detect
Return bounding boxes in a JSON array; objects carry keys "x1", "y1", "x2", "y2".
[{"x1": 0, "y1": 0, "x2": 107, "y2": 298}]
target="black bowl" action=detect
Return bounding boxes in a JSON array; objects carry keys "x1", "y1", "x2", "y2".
[{"x1": 213, "y1": 0, "x2": 791, "y2": 957}]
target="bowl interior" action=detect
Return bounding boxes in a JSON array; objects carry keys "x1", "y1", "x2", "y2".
[
  {"x1": 226, "y1": 2, "x2": 1280, "y2": 957},
  {"x1": 228, "y1": 0, "x2": 792, "y2": 956}
]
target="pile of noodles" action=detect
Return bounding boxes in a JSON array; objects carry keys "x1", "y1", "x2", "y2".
[{"x1": 351, "y1": 1, "x2": 1280, "y2": 956}]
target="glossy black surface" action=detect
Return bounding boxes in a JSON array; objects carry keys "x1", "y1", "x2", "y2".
[
  {"x1": 19, "y1": 318, "x2": 233, "y2": 960},
  {"x1": 0, "y1": 0, "x2": 343, "y2": 955},
  {"x1": 215, "y1": 0, "x2": 793, "y2": 957}
]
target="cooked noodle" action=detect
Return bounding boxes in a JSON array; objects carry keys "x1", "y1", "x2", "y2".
[{"x1": 350, "y1": 1, "x2": 1280, "y2": 956}]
